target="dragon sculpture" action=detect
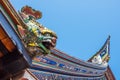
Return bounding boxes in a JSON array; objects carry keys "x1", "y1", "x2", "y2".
[{"x1": 17, "y1": 6, "x2": 57, "y2": 56}]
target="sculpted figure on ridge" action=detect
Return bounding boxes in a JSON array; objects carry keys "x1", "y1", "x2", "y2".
[{"x1": 18, "y1": 6, "x2": 57, "y2": 56}]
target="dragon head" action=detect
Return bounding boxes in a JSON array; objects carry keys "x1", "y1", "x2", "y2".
[{"x1": 40, "y1": 27, "x2": 57, "y2": 50}]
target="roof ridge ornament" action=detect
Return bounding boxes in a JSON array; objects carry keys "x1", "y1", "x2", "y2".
[
  {"x1": 90, "y1": 36, "x2": 110, "y2": 67},
  {"x1": 21, "y1": 5, "x2": 42, "y2": 20},
  {"x1": 17, "y1": 6, "x2": 57, "y2": 55}
]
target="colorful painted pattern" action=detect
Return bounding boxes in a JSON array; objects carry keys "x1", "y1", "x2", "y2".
[
  {"x1": 29, "y1": 69, "x2": 107, "y2": 80},
  {"x1": 30, "y1": 48, "x2": 107, "y2": 78}
]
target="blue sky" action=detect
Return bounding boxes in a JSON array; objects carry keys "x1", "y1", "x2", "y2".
[{"x1": 10, "y1": 0, "x2": 120, "y2": 79}]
